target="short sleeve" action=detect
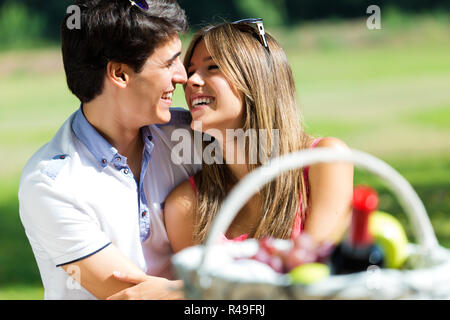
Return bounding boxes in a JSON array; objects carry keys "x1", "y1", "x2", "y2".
[{"x1": 19, "y1": 174, "x2": 111, "y2": 267}]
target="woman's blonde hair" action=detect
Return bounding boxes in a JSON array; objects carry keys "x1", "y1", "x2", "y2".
[{"x1": 184, "y1": 22, "x2": 313, "y2": 243}]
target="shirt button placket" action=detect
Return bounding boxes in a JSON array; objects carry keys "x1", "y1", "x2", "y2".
[
  {"x1": 140, "y1": 207, "x2": 150, "y2": 240},
  {"x1": 140, "y1": 209, "x2": 149, "y2": 241}
]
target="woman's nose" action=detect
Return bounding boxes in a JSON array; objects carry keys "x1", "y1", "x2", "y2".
[{"x1": 187, "y1": 72, "x2": 205, "y2": 87}]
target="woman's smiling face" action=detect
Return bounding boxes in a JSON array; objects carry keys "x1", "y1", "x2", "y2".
[{"x1": 185, "y1": 39, "x2": 244, "y2": 133}]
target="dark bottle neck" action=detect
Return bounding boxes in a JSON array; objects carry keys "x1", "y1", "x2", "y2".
[{"x1": 349, "y1": 209, "x2": 373, "y2": 247}]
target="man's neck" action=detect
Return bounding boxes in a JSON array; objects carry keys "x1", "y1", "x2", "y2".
[
  {"x1": 82, "y1": 96, "x2": 145, "y2": 182},
  {"x1": 82, "y1": 97, "x2": 142, "y2": 158}
]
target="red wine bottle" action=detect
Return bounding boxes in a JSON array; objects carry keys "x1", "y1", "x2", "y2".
[{"x1": 330, "y1": 186, "x2": 384, "y2": 275}]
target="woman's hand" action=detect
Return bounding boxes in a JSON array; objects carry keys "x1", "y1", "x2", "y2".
[{"x1": 106, "y1": 271, "x2": 185, "y2": 300}]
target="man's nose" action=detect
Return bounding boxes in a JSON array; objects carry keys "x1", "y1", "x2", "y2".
[{"x1": 173, "y1": 60, "x2": 187, "y2": 85}]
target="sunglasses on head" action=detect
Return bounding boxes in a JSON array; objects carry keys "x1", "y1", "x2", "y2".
[
  {"x1": 128, "y1": 0, "x2": 149, "y2": 11},
  {"x1": 232, "y1": 18, "x2": 270, "y2": 53}
]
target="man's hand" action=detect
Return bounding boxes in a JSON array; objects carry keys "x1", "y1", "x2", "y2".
[{"x1": 106, "y1": 271, "x2": 185, "y2": 300}]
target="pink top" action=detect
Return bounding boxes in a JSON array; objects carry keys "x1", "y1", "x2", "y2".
[{"x1": 189, "y1": 138, "x2": 323, "y2": 242}]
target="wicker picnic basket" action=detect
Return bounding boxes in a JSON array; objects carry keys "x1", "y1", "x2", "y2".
[{"x1": 172, "y1": 148, "x2": 450, "y2": 299}]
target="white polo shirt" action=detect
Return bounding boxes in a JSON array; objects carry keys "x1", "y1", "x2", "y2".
[{"x1": 18, "y1": 107, "x2": 201, "y2": 300}]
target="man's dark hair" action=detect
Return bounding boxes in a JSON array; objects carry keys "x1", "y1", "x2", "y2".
[{"x1": 61, "y1": 0, "x2": 188, "y2": 103}]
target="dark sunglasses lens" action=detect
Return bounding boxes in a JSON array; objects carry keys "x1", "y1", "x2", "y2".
[{"x1": 135, "y1": 0, "x2": 149, "y2": 11}]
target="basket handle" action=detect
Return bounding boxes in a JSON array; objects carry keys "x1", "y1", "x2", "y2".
[{"x1": 198, "y1": 148, "x2": 439, "y2": 276}]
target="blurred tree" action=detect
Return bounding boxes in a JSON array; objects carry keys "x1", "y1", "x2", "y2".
[
  {"x1": 179, "y1": 0, "x2": 287, "y2": 27},
  {"x1": 0, "y1": 0, "x2": 72, "y2": 40},
  {"x1": 233, "y1": 0, "x2": 288, "y2": 26},
  {"x1": 284, "y1": 0, "x2": 450, "y2": 23},
  {"x1": 0, "y1": 0, "x2": 448, "y2": 45},
  {"x1": 178, "y1": 0, "x2": 240, "y2": 27},
  {"x1": 0, "y1": 1, "x2": 46, "y2": 50}
]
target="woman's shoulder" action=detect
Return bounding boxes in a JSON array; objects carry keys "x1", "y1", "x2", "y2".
[
  {"x1": 164, "y1": 178, "x2": 198, "y2": 252},
  {"x1": 165, "y1": 178, "x2": 197, "y2": 220},
  {"x1": 171, "y1": 178, "x2": 196, "y2": 196},
  {"x1": 312, "y1": 136, "x2": 350, "y2": 150},
  {"x1": 307, "y1": 136, "x2": 353, "y2": 181}
]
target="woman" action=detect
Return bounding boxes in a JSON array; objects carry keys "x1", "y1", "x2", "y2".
[
  {"x1": 164, "y1": 21, "x2": 354, "y2": 253},
  {"x1": 108, "y1": 21, "x2": 353, "y2": 299}
]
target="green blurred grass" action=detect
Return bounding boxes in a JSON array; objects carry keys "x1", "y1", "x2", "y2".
[
  {"x1": 1, "y1": 14, "x2": 449, "y2": 299},
  {"x1": 407, "y1": 104, "x2": 450, "y2": 130},
  {"x1": 0, "y1": 286, "x2": 44, "y2": 300}
]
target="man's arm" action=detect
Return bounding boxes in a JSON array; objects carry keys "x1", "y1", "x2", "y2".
[
  {"x1": 61, "y1": 244, "x2": 181, "y2": 300},
  {"x1": 98, "y1": 180, "x2": 195, "y2": 300},
  {"x1": 19, "y1": 175, "x2": 179, "y2": 300}
]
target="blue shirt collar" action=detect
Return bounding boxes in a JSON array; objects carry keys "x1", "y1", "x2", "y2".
[
  {"x1": 141, "y1": 125, "x2": 154, "y2": 154},
  {"x1": 71, "y1": 106, "x2": 154, "y2": 169}
]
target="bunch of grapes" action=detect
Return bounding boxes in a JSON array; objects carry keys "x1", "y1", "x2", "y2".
[{"x1": 249, "y1": 233, "x2": 335, "y2": 274}]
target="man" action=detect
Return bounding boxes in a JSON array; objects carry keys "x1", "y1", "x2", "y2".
[{"x1": 18, "y1": 0, "x2": 200, "y2": 300}]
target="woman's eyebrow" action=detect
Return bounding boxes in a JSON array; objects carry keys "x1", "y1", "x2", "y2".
[{"x1": 188, "y1": 56, "x2": 213, "y2": 68}]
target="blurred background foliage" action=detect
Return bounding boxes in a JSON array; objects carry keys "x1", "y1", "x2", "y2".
[
  {"x1": 0, "y1": 0, "x2": 449, "y2": 50},
  {"x1": 0, "y1": 0, "x2": 449, "y2": 299}
]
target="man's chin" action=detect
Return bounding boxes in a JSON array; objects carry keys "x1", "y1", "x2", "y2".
[{"x1": 153, "y1": 110, "x2": 172, "y2": 125}]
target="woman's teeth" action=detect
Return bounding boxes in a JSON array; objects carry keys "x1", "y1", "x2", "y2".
[
  {"x1": 192, "y1": 97, "x2": 214, "y2": 107},
  {"x1": 162, "y1": 92, "x2": 173, "y2": 100}
]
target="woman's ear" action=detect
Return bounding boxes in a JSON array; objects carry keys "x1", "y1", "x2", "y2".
[{"x1": 106, "y1": 61, "x2": 130, "y2": 88}]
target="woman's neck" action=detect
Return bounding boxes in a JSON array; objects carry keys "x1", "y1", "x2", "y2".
[
  {"x1": 214, "y1": 131, "x2": 263, "y2": 238},
  {"x1": 218, "y1": 134, "x2": 250, "y2": 181}
]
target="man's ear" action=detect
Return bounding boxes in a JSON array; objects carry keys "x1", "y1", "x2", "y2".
[{"x1": 106, "y1": 61, "x2": 130, "y2": 88}]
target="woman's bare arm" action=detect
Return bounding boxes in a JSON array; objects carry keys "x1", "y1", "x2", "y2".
[
  {"x1": 303, "y1": 137, "x2": 354, "y2": 244},
  {"x1": 164, "y1": 180, "x2": 197, "y2": 253}
]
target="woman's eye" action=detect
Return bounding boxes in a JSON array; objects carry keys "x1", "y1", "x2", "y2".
[{"x1": 208, "y1": 65, "x2": 219, "y2": 71}]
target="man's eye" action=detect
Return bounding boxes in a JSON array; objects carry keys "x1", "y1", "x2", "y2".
[{"x1": 167, "y1": 57, "x2": 180, "y2": 68}]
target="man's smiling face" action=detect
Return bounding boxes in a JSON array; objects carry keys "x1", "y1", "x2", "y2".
[{"x1": 126, "y1": 35, "x2": 188, "y2": 126}]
